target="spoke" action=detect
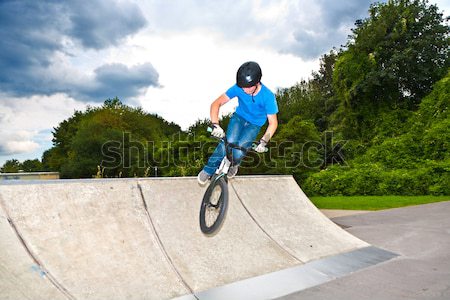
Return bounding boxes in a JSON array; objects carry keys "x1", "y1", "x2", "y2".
[
  {"x1": 202, "y1": 181, "x2": 225, "y2": 230},
  {"x1": 206, "y1": 208, "x2": 218, "y2": 227},
  {"x1": 210, "y1": 186, "x2": 222, "y2": 206},
  {"x1": 205, "y1": 190, "x2": 221, "y2": 227}
]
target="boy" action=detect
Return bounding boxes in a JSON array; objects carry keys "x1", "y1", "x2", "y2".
[{"x1": 197, "y1": 61, "x2": 278, "y2": 185}]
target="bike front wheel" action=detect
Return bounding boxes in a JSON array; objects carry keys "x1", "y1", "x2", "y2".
[{"x1": 199, "y1": 176, "x2": 229, "y2": 235}]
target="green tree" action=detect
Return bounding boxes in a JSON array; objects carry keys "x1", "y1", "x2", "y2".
[
  {"x1": 1, "y1": 159, "x2": 21, "y2": 173},
  {"x1": 310, "y1": 50, "x2": 340, "y2": 131},
  {"x1": 21, "y1": 159, "x2": 43, "y2": 172},
  {"x1": 47, "y1": 109, "x2": 87, "y2": 172},
  {"x1": 276, "y1": 50, "x2": 339, "y2": 132},
  {"x1": 44, "y1": 98, "x2": 182, "y2": 178},
  {"x1": 240, "y1": 116, "x2": 322, "y2": 181},
  {"x1": 305, "y1": 72, "x2": 450, "y2": 196},
  {"x1": 333, "y1": 0, "x2": 449, "y2": 140}
]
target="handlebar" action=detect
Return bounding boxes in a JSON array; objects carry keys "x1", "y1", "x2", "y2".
[{"x1": 207, "y1": 125, "x2": 267, "y2": 153}]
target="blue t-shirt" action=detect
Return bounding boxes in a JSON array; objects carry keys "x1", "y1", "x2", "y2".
[{"x1": 225, "y1": 83, "x2": 278, "y2": 126}]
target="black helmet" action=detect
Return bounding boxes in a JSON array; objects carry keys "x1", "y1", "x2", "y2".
[{"x1": 236, "y1": 61, "x2": 262, "y2": 88}]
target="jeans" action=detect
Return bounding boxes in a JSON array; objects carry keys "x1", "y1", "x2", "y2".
[{"x1": 203, "y1": 113, "x2": 261, "y2": 175}]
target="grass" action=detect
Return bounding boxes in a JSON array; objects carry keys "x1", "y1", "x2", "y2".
[{"x1": 310, "y1": 195, "x2": 450, "y2": 211}]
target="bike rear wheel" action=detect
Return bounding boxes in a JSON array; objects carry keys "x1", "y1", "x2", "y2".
[{"x1": 199, "y1": 176, "x2": 228, "y2": 235}]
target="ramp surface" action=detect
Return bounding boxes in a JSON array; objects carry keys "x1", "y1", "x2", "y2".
[{"x1": 0, "y1": 176, "x2": 396, "y2": 299}]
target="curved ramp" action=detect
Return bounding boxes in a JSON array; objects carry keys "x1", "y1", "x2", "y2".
[
  {"x1": 0, "y1": 180, "x2": 190, "y2": 299},
  {"x1": 0, "y1": 176, "x2": 396, "y2": 299},
  {"x1": 230, "y1": 176, "x2": 368, "y2": 261}
]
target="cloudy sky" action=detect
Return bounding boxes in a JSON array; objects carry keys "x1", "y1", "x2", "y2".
[{"x1": 0, "y1": 0, "x2": 448, "y2": 166}]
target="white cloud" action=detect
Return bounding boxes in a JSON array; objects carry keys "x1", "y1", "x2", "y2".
[
  {"x1": 0, "y1": 130, "x2": 40, "y2": 155},
  {"x1": 1, "y1": 140, "x2": 40, "y2": 156},
  {"x1": 139, "y1": 0, "x2": 377, "y2": 59},
  {"x1": 121, "y1": 31, "x2": 317, "y2": 129},
  {"x1": 0, "y1": 93, "x2": 86, "y2": 163}
]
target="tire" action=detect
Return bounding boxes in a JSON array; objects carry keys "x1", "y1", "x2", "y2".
[{"x1": 199, "y1": 176, "x2": 229, "y2": 235}]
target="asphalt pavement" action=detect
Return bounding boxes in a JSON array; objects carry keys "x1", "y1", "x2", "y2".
[{"x1": 278, "y1": 201, "x2": 450, "y2": 300}]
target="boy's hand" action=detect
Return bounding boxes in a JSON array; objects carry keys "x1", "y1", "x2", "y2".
[
  {"x1": 254, "y1": 139, "x2": 268, "y2": 153},
  {"x1": 211, "y1": 123, "x2": 225, "y2": 138}
]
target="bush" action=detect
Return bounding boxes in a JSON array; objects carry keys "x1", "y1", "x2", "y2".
[{"x1": 303, "y1": 159, "x2": 449, "y2": 196}]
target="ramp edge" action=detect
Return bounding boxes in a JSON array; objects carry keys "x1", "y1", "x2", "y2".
[
  {"x1": 0, "y1": 175, "x2": 294, "y2": 186},
  {"x1": 176, "y1": 246, "x2": 398, "y2": 300}
]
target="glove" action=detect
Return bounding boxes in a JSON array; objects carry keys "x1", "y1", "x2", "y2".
[
  {"x1": 254, "y1": 139, "x2": 268, "y2": 153},
  {"x1": 210, "y1": 123, "x2": 225, "y2": 138}
]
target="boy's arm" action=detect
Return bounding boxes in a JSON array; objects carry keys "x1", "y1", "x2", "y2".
[
  {"x1": 261, "y1": 114, "x2": 278, "y2": 142},
  {"x1": 210, "y1": 93, "x2": 230, "y2": 124}
]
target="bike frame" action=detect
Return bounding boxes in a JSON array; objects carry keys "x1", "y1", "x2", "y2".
[
  {"x1": 207, "y1": 125, "x2": 262, "y2": 182},
  {"x1": 200, "y1": 128, "x2": 266, "y2": 235},
  {"x1": 214, "y1": 137, "x2": 248, "y2": 176}
]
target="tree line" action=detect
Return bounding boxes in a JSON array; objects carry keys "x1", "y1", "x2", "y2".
[{"x1": 2, "y1": 0, "x2": 449, "y2": 195}]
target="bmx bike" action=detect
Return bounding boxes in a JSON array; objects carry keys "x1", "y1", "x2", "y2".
[{"x1": 199, "y1": 126, "x2": 265, "y2": 235}]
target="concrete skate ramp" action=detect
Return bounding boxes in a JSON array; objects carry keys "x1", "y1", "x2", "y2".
[{"x1": 0, "y1": 176, "x2": 397, "y2": 299}]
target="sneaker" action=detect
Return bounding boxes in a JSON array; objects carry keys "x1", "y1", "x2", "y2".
[
  {"x1": 197, "y1": 170, "x2": 211, "y2": 186},
  {"x1": 227, "y1": 165, "x2": 239, "y2": 179}
]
